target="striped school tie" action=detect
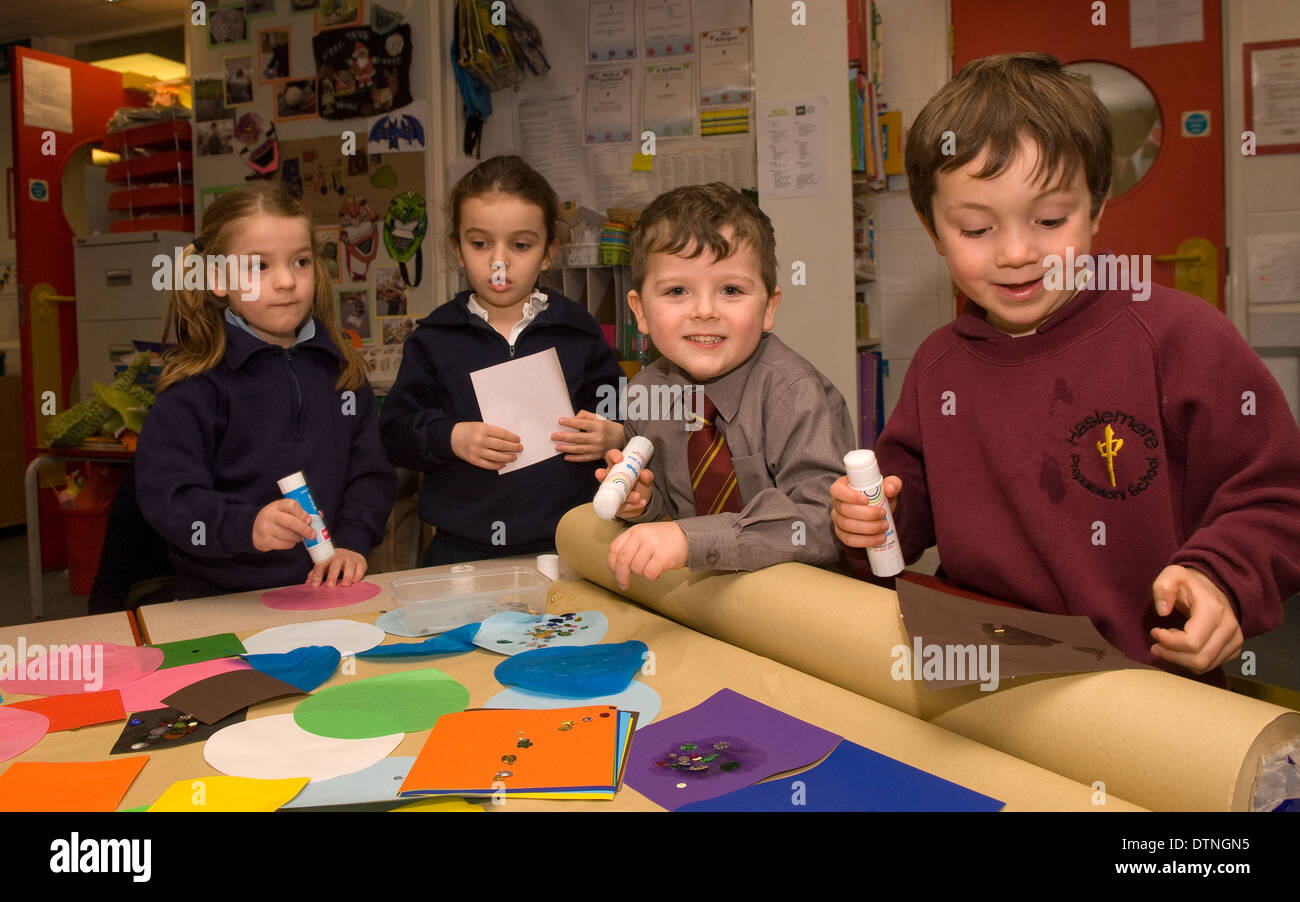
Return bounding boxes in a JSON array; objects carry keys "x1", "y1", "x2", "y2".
[{"x1": 687, "y1": 394, "x2": 743, "y2": 516}]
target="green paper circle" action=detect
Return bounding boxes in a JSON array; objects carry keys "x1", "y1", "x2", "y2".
[{"x1": 292, "y1": 668, "x2": 469, "y2": 739}]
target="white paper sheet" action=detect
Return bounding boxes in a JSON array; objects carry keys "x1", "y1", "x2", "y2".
[
  {"x1": 757, "y1": 96, "x2": 829, "y2": 198},
  {"x1": 643, "y1": 61, "x2": 694, "y2": 137},
  {"x1": 585, "y1": 67, "x2": 635, "y2": 144},
  {"x1": 699, "y1": 27, "x2": 752, "y2": 106},
  {"x1": 470, "y1": 347, "x2": 576, "y2": 475},
  {"x1": 587, "y1": 0, "x2": 637, "y2": 62},
  {"x1": 1248, "y1": 45, "x2": 1300, "y2": 148},
  {"x1": 22, "y1": 57, "x2": 73, "y2": 134},
  {"x1": 241, "y1": 619, "x2": 386, "y2": 657},
  {"x1": 1130, "y1": 0, "x2": 1204, "y2": 49},
  {"x1": 517, "y1": 89, "x2": 587, "y2": 204},
  {"x1": 1247, "y1": 233, "x2": 1300, "y2": 305},
  {"x1": 644, "y1": 0, "x2": 694, "y2": 58},
  {"x1": 203, "y1": 714, "x2": 402, "y2": 783}
]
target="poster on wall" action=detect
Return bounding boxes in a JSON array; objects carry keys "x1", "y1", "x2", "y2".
[
  {"x1": 258, "y1": 27, "x2": 291, "y2": 83},
  {"x1": 193, "y1": 75, "x2": 232, "y2": 122},
  {"x1": 313, "y1": 24, "x2": 413, "y2": 119},
  {"x1": 224, "y1": 56, "x2": 255, "y2": 105},
  {"x1": 367, "y1": 105, "x2": 427, "y2": 153},
  {"x1": 318, "y1": 0, "x2": 364, "y2": 31},
  {"x1": 208, "y1": 7, "x2": 249, "y2": 48},
  {"x1": 196, "y1": 120, "x2": 237, "y2": 156}
]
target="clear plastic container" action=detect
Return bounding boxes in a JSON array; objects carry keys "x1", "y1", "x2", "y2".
[{"x1": 388, "y1": 564, "x2": 551, "y2": 635}]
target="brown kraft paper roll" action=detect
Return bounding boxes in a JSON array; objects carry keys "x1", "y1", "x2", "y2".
[{"x1": 556, "y1": 504, "x2": 1300, "y2": 811}]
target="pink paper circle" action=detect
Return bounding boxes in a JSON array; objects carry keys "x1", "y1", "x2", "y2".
[
  {"x1": 260, "y1": 581, "x2": 383, "y2": 611},
  {"x1": 0, "y1": 707, "x2": 50, "y2": 763},
  {"x1": 0, "y1": 643, "x2": 164, "y2": 696}
]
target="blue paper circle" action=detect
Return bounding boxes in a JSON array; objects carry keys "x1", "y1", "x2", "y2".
[{"x1": 493, "y1": 640, "x2": 648, "y2": 698}]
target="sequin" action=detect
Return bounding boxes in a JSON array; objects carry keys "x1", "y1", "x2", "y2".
[
  {"x1": 501, "y1": 754, "x2": 517, "y2": 764},
  {"x1": 676, "y1": 782, "x2": 687, "y2": 789},
  {"x1": 558, "y1": 721, "x2": 574, "y2": 731},
  {"x1": 720, "y1": 761, "x2": 739, "y2": 772},
  {"x1": 713, "y1": 741, "x2": 730, "y2": 750},
  {"x1": 494, "y1": 770, "x2": 513, "y2": 780},
  {"x1": 599, "y1": 712, "x2": 610, "y2": 718},
  {"x1": 517, "y1": 738, "x2": 533, "y2": 748},
  {"x1": 680, "y1": 742, "x2": 698, "y2": 751},
  {"x1": 582, "y1": 717, "x2": 592, "y2": 722}
]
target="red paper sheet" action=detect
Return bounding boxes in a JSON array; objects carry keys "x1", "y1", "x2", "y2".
[{"x1": 5, "y1": 690, "x2": 126, "y2": 731}]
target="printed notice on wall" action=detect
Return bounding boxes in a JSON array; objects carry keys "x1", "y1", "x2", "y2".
[
  {"x1": 757, "y1": 97, "x2": 828, "y2": 199},
  {"x1": 1130, "y1": 0, "x2": 1203, "y2": 49},
  {"x1": 517, "y1": 89, "x2": 587, "y2": 204},
  {"x1": 1248, "y1": 44, "x2": 1300, "y2": 148},
  {"x1": 1247, "y1": 233, "x2": 1300, "y2": 305},
  {"x1": 22, "y1": 57, "x2": 73, "y2": 133}
]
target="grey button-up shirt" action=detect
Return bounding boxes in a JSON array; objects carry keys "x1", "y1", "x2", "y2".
[{"x1": 623, "y1": 333, "x2": 856, "y2": 572}]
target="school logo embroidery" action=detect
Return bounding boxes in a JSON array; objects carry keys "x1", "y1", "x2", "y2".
[{"x1": 1065, "y1": 409, "x2": 1161, "y2": 502}]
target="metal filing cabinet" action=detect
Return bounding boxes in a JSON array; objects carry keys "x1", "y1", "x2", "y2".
[{"x1": 72, "y1": 231, "x2": 190, "y2": 400}]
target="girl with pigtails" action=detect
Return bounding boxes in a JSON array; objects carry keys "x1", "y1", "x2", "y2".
[{"x1": 136, "y1": 184, "x2": 395, "y2": 599}]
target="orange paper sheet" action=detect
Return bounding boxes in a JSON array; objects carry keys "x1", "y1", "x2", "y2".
[
  {"x1": 0, "y1": 757, "x2": 148, "y2": 812},
  {"x1": 401, "y1": 705, "x2": 619, "y2": 797},
  {"x1": 5, "y1": 690, "x2": 127, "y2": 732}
]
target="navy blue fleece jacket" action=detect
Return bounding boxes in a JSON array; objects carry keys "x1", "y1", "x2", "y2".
[
  {"x1": 380, "y1": 288, "x2": 623, "y2": 555},
  {"x1": 136, "y1": 319, "x2": 396, "y2": 598}
]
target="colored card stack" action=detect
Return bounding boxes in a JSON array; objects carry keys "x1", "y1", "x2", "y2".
[{"x1": 399, "y1": 705, "x2": 636, "y2": 800}]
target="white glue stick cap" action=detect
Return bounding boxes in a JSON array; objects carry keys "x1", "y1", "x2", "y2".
[
  {"x1": 843, "y1": 450, "x2": 882, "y2": 488},
  {"x1": 592, "y1": 485, "x2": 623, "y2": 521},
  {"x1": 277, "y1": 471, "x2": 307, "y2": 494}
]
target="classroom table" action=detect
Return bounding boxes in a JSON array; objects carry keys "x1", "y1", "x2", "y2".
[
  {"x1": 1, "y1": 569, "x2": 1146, "y2": 812},
  {"x1": 0, "y1": 611, "x2": 137, "y2": 650}
]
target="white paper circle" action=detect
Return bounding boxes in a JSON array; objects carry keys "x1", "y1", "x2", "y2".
[
  {"x1": 241, "y1": 619, "x2": 385, "y2": 657},
  {"x1": 203, "y1": 714, "x2": 402, "y2": 783},
  {"x1": 483, "y1": 679, "x2": 661, "y2": 730}
]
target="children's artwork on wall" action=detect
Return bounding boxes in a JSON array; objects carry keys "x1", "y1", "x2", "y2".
[
  {"x1": 244, "y1": 0, "x2": 277, "y2": 17},
  {"x1": 290, "y1": 0, "x2": 318, "y2": 12},
  {"x1": 338, "y1": 194, "x2": 380, "y2": 281},
  {"x1": 375, "y1": 264, "x2": 407, "y2": 314},
  {"x1": 347, "y1": 146, "x2": 369, "y2": 176},
  {"x1": 338, "y1": 288, "x2": 371, "y2": 341},
  {"x1": 224, "y1": 55, "x2": 255, "y2": 104},
  {"x1": 281, "y1": 156, "x2": 303, "y2": 197},
  {"x1": 201, "y1": 183, "x2": 243, "y2": 213},
  {"x1": 367, "y1": 104, "x2": 426, "y2": 152},
  {"x1": 197, "y1": 119, "x2": 237, "y2": 156},
  {"x1": 382, "y1": 189, "x2": 426, "y2": 286},
  {"x1": 274, "y1": 77, "x2": 318, "y2": 120},
  {"x1": 370, "y1": 2, "x2": 404, "y2": 34},
  {"x1": 313, "y1": 24, "x2": 412, "y2": 119},
  {"x1": 193, "y1": 75, "x2": 232, "y2": 121},
  {"x1": 208, "y1": 6, "x2": 249, "y2": 48},
  {"x1": 258, "y1": 26, "x2": 291, "y2": 83},
  {"x1": 234, "y1": 112, "x2": 279, "y2": 178},
  {"x1": 314, "y1": 225, "x2": 342, "y2": 282},
  {"x1": 318, "y1": 0, "x2": 364, "y2": 31},
  {"x1": 380, "y1": 317, "x2": 414, "y2": 345}
]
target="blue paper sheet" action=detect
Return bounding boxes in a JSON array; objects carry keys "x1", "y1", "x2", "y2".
[
  {"x1": 493, "y1": 641, "x2": 647, "y2": 696},
  {"x1": 241, "y1": 645, "x2": 341, "y2": 694},
  {"x1": 484, "y1": 679, "x2": 662, "y2": 730},
  {"x1": 473, "y1": 611, "x2": 609, "y2": 655},
  {"x1": 280, "y1": 756, "x2": 416, "y2": 809},
  {"x1": 357, "y1": 623, "x2": 480, "y2": 658},
  {"x1": 676, "y1": 740, "x2": 1005, "y2": 812}
]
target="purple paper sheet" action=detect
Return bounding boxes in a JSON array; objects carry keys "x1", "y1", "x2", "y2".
[{"x1": 624, "y1": 688, "x2": 841, "y2": 811}]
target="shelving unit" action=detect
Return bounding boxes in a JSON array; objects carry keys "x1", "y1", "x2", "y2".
[{"x1": 101, "y1": 120, "x2": 194, "y2": 234}]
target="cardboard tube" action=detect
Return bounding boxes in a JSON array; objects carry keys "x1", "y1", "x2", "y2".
[{"x1": 556, "y1": 504, "x2": 1300, "y2": 811}]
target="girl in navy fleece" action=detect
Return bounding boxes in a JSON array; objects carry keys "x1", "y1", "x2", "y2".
[
  {"x1": 381, "y1": 156, "x2": 624, "y2": 564},
  {"x1": 136, "y1": 186, "x2": 395, "y2": 599}
]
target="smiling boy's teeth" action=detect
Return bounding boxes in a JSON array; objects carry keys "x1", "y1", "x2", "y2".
[{"x1": 689, "y1": 336, "x2": 723, "y2": 344}]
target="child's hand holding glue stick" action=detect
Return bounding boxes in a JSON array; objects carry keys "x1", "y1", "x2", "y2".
[
  {"x1": 593, "y1": 437, "x2": 655, "y2": 520},
  {"x1": 830, "y1": 450, "x2": 904, "y2": 577}
]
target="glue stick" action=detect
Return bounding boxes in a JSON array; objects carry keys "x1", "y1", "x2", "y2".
[
  {"x1": 843, "y1": 450, "x2": 904, "y2": 577},
  {"x1": 277, "y1": 471, "x2": 335, "y2": 563},
  {"x1": 593, "y1": 436, "x2": 654, "y2": 520}
]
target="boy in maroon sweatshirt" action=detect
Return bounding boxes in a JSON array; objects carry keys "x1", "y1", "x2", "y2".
[{"x1": 831, "y1": 53, "x2": 1300, "y2": 677}]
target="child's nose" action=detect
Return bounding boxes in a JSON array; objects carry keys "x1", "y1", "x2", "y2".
[
  {"x1": 995, "y1": 225, "x2": 1041, "y2": 269},
  {"x1": 690, "y1": 292, "x2": 718, "y2": 318},
  {"x1": 273, "y1": 264, "x2": 297, "y2": 289}
]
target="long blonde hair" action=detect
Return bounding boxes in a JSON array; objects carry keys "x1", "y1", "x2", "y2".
[{"x1": 158, "y1": 184, "x2": 368, "y2": 392}]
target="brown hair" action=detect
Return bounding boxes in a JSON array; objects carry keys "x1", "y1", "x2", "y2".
[
  {"x1": 906, "y1": 52, "x2": 1113, "y2": 231},
  {"x1": 157, "y1": 184, "x2": 368, "y2": 392},
  {"x1": 446, "y1": 154, "x2": 559, "y2": 249},
  {"x1": 630, "y1": 183, "x2": 777, "y2": 295}
]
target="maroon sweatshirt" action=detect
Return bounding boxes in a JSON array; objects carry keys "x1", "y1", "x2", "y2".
[{"x1": 873, "y1": 283, "x2": 1300, "y2": 666}]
